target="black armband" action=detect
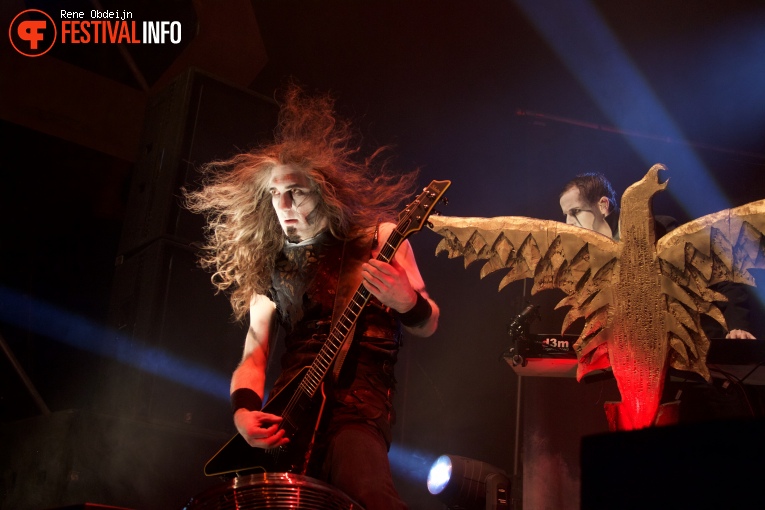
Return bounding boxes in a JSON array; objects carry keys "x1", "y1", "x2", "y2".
[
  {"x1": 396, "y1": 291, "x2": 433, "y2": 327},
  {"x1": 231, "y1": 388, "x2": 262, "y2": 413}
]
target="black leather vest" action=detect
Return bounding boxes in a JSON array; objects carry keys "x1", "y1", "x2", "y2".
[{"x1": 269, "y1": 231, "x2": 402, "y2": 395}]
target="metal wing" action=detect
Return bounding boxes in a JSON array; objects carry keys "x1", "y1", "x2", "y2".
[
  {"x1": 657, "y1": 199, "x2": 765, "y2": 378},
  {"x1": 429, "y1": 215, "x2": 620, "y2": 379}
]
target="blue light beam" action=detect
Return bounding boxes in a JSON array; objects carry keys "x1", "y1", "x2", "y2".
[
  {"x1": 389, "y1": 444, "x2": 440, "y2": 485},
  {"x1": 0, "y1": 285, "x2": 230, "y2": 400},
  {"x1": 516, "y1": 0, "x2": 730, "y2": 217}
]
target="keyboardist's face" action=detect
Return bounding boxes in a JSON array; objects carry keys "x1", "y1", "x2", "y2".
[{"x1": 559, "y1": 187, "x2": 613, "y2": 238}]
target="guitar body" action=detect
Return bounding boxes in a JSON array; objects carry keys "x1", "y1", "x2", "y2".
[{"x1": 204, "y1": 367, "x2": 327, "y2": 477}]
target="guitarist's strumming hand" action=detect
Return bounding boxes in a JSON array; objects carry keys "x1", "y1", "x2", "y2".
[{"x1": 234, "y1": 409, "x2": 290, "y2": 449}]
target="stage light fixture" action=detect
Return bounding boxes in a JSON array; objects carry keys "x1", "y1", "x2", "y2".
[{"x1": 427, "y1": 454, "x2": 511, "y2": 509}]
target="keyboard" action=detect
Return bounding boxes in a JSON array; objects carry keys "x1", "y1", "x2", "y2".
[{"x1": 503, "y1": 334, "x2": 765, "y2": 384}]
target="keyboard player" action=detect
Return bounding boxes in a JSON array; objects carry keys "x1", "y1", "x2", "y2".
[{"x1": 547, "y1": 172, "x2": 762, "y2": 420}]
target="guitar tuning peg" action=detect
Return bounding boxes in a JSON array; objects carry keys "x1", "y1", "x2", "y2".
[
  {"x1": 426, "y1": 221, "x2": 434, "y2": 229},
  {"x1": 440, "y1": 197, "x2": 449, "y2": 205}
]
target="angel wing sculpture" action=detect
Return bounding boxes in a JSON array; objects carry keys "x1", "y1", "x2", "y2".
[{"x1": 430, "y1": 164, "x2": 765, "y2": 430}]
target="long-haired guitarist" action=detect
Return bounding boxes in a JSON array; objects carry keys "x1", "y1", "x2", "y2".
[{"x1": 184, "y1": 82, "x2": 439, "y2": 509}]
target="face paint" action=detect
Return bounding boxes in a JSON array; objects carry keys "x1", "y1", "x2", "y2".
[
  {"x1": 559, "y1": 187, "x2": 613, "y2": 238},
  {"x1": 268, "y1": 164, "x2": 328, "y2": 242}
]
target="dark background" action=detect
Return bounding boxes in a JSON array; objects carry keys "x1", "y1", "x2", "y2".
[{"x1": 1, "y1": 1, "x2": 764, "y2": 509}]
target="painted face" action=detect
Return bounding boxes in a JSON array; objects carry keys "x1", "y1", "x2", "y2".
[
  {"x1": 559, "y1": 187, "x2": 613, "y2": 238},
  {"x1": 268, "y1": 164, "x2": 328, "y2": 243}
]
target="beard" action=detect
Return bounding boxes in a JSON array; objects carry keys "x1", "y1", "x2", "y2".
[
  {"x1": 285, "y1": 226, "x2": 302, "y2": 243},
  {"x1": 283, "y1": 206, "x2": 325, "y2": 244}
]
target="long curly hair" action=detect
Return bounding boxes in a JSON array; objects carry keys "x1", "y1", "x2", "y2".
[{"x1": 184, "y1": 83, "x2": 419, "y2": 321}]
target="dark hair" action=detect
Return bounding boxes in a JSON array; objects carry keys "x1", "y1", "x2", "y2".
[{"x1": 559, "y1": 172, "x2": 618, "y2": 214}]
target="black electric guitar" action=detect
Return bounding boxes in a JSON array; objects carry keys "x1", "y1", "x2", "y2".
[{"x1": 204, "y1": 179, "x2": 451, "y2": 477}]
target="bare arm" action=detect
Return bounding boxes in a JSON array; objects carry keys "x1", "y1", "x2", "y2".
[
  {"x1": 362, "y1": 222, "x2": 440, "y2": 337},
  {"x1": 231, "y1": 294, "x2": 289, "y2": 448},
  {"x1": 709, "y1": 281, "x2": 756, "y2": 340}
]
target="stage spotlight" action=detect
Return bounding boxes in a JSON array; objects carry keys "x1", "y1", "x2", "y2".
[{"x1": 427, "y1": 454, "x2": 511, "y2": 509}]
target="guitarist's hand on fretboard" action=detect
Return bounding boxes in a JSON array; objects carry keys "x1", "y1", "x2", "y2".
[
  {"x1": 234, "y1": 408, "x2": 290, "y2": 449},
  {"x1": 361, "y1": 221, "x2": 439, "y2": 337},
  {"x1": 361, "y1": 257, "x2": 418, "y2": 313}
]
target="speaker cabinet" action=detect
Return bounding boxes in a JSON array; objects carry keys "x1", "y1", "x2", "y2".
[
  {"x1": 118, "y1": 67, "x2": 278, "y2": 252},
  {"x1": 0, "y1": 410, "x2": 228, "y2": 510},
  {"x1": 98, "y1": 69, "x2": 279, "y2": 428}
]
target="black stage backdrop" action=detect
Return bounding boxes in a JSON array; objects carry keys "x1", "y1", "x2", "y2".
[{"x1": 2, "y1": 1, "x2": 764, "y2": 509}]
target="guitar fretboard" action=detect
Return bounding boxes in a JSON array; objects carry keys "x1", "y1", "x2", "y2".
[{"x1": 298, "y1": 226, "x2": 407, "y2": 397}]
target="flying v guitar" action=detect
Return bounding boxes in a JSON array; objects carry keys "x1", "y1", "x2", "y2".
[{"x1": 204, "y1": 179, "x2": 451, "y2": 477}]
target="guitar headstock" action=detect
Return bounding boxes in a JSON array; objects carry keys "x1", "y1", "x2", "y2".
[{"x1": 397, "y1": 180, "x2": 451, "y2": 238}]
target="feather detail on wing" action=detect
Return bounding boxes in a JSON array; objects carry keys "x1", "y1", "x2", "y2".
[
  {"x1": 656, "y1": 198, "x2": 765, "y2": 378},
  {"x1": 429, "y1": 215, "x2": 619, "y2": 378}
]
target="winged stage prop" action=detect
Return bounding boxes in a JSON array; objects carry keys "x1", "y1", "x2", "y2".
[{"x1": 430, "y1": 164, "x2": 765, "y2": 430}]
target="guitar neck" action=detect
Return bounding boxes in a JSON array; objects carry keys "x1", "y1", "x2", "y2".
[
  {"x1": 290, "y1": 178, "x2": 450, "y2": 398},
  {"x1": 298, "y1": 227, "x2": 406, "y2": 397}
]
